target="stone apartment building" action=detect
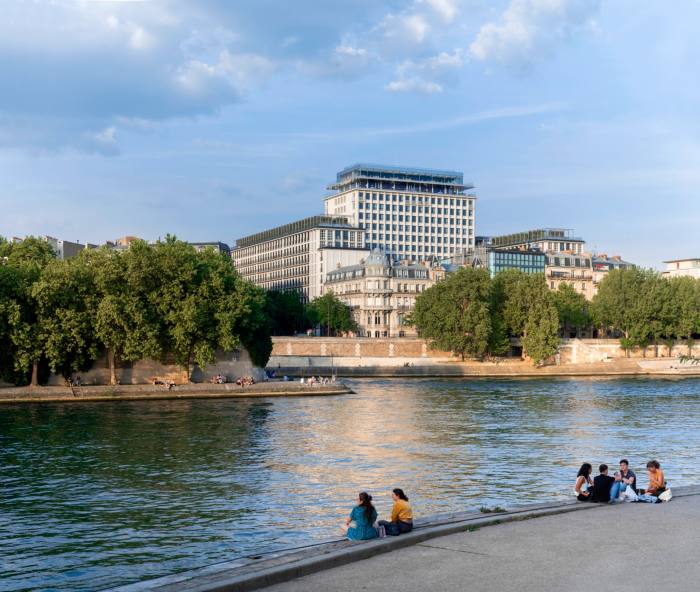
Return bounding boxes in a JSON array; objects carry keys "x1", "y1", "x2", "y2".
[{"x1": 323, "y1": 250, "x2": 436, "y2": 338}]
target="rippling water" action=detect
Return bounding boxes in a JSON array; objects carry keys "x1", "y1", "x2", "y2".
[{"x1": 2, "y1": 377, "x2": 700, "y2": 591}]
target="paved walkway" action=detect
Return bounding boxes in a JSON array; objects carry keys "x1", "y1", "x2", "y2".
[{"x1": 264, "y1": 495, "x2": 700, "y2": 592}]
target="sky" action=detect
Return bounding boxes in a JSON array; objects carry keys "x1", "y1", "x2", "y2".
[{"x1": 1, "y1": 0, "x2": 699, "y2": 268}]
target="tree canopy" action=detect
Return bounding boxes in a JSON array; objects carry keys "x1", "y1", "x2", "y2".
[
  {"x1": 0, "y1": 236, "x2": 273, "y2": 385},
  {"x1": 306, "y1": 291, "x2": 356, "y2": 336}
]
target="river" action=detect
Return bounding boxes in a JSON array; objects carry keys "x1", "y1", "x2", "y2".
[{"x1": 2, "y1": 377, "x2": 700, "y2": 591}]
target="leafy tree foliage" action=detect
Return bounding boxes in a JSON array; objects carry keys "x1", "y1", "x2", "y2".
[
  {"x1": 414, "y1": 269, "x2": 559, "y2": 365},
  {"x1": 592, "y1": 268, "x2": 700, "y2": 356},
  {"x1": 412, "y1": 268, "x2": 492, "y2": 360},
  {"x1": 0, "y1": 236, "x2": 273, "y2": 385},
  {"x1": 306, "y1": 292, "x2": 356, "y2": 336},
  {"x1": 552, "y1": 282, "x2": 590, "y2": 337},
  {"x1": 265, "y1": 290, "x2": 308, "y2": 335}
]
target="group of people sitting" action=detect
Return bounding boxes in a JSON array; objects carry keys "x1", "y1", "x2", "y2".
[
  {"x1": 575, "y1": 459, "x2": 670, "y2": 503},
  {"x1": 341, "y1": 489, "x2": 414, "y2": 540},
  {"x1": 235, "y1": 376, "x2": 255, "y2": 387},
  {"x1": 209, "y1": 374, "x2": 227, "y2": 384},
  {"x1": 300, "y1": 376, "x2": 335, "y2": 386}
]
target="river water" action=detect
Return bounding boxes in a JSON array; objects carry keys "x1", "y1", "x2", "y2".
[{"x1": 2, "y1": 377, "x2": 700, "y2": 591}]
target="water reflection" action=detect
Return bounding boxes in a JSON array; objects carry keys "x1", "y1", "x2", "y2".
[{"x1": 1, "y1": 377, "x2": 700, "y2": 591}]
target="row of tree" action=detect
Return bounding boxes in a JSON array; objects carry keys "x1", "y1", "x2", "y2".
[
  {"x1": 411, "y1": 266, "x2": 700, "y2": 364},
  {"x1": 411, "y1": 268, "x2": 563, "y2": 365},
  {"x1": 591, "y1": 268, "x2": 700, "y2": 356},
  {"x1": 0, "y1": 237, "x2": 272, "y2": 386}
]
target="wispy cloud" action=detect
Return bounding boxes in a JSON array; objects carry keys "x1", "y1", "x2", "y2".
[{"x1": 289, "y1": 102, "x2": 567, "y2": 141}]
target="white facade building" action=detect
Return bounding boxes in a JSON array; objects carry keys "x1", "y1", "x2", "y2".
[
  {"x1": 662, "y1": 259, "x2": 700, "y2": 279},
  {"x1": 324, "y1": 164, "x2": 476, "y2": 261},
  {"x1": 232, "y1": 215, "x2": 368, "y2": 301}
]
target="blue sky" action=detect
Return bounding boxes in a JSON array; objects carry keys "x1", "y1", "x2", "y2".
[{"x1": 1, "y1": 0, "x2": 699, "y2": 268}]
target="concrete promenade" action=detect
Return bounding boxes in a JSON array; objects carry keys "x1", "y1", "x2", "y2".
[
  {"x1": 268, "y1": 491, "x2": 700, "y2": 592},
  {"x1": 109, "y1": 486, "x2": 700, "y2": 592},
  {"x1": 0, "y1": 382, "x2": 351, "y2": 404}
]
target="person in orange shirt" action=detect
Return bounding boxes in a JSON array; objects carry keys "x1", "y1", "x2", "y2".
[
  {"x1": 645, "y1": 460, "x2": 666, "y2": 496},
  {"x1": 378, "y1": 488, "x2": 413, "y2": 536}
]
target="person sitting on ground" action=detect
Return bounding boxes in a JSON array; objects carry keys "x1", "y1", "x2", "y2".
[
  {"x1": 575, "y1": 463, "x2": 594, "y2": 501},
  {"x1": 610, "y1": 459, "x2": 636, "y2": 502},
  {"x1": 378, "y1": 488, "x2": 413, "y2": 536},
  {"x1": 645, "y1": 460, "x2": 666, "y2": 496},
  {"x1": 591, "y1": 464, "x2": 617, "y2": 503},
  {"x1": 342, "y1": 492, "x2": 379, "y2": 541}
]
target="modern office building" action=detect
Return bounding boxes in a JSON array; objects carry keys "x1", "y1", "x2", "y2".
[
  {"x1": 323, "y1": 249, "x2": 435, "y2": 338},
  {"x1": 324, "y1": 164, "x2": 476, "y2": 261},
  {"x1": 662, "y1": 258, "x2": 700, "y2": 279},
  {"x1": 489, "y1": 228, "x2": 585, "y2": 254},
  {"x1": 232, "y1": 215, "x2": 368, "y2": 301}
]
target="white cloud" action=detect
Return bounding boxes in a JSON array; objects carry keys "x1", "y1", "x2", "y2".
[
  {"x1": 335, "y1": 44, "x2": 368, "y2": 57},
  {"x1": 469, "y1": 0, "x2": 600, "y2": 66},
  {"x1": 386, "y1": 77, "x2": 443, "y2": 94},
  {"x1": 421, "y1": 0, "x2": 459, "y2": 23},
  {"x1": 386, "y1": 49, "x2": 463, "y2": 94}
]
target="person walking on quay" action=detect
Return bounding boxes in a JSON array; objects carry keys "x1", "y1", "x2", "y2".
[
  {"x1": 610, "y1": 459, "x2": 636, "y2": 502},
  {"x1": 342, "y1": 492, "x2": 379, "y2": 541},
  {"x1": 378, "y1": 488, "x2": 414, "y2": 536},
  {"x1": 575, "y1": 463, "x2": 594, "y2": 501},
  {"x1": 591, "y1": 464, "x2": 617, "y2": 503}
]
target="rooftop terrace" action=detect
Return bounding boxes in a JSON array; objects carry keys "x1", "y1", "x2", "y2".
[{"x1": 327, "y1": 163, "x2": 473, "y2": 195}]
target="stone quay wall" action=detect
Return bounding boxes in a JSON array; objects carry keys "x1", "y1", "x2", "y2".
[{"x1": 269, "y1": 337, "x2": 700, "y2": 369}]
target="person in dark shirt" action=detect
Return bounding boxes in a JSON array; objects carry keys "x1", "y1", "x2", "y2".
[{"x1": 591, "y1": 464, "x2": 617, "y2": 503}]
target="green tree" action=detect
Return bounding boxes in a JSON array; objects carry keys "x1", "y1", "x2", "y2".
[
  {"x1": 90, "y1": 243, "x2": 164, "y2": 385},
  {"x1": 591, "y1": 268, "x2": 647, "y2": 341},
  {"x1": 33, "y1": 256, "x2": 100, "y2": 379},
  {"x1": 306, "y1": 291, "x2": 356, "y2": 336},
  {"x1": 265, "y1": 289, "x2": 307, "y2": 335},
  {"x1": 153, "y1": 237, "x2": 272, "y2": 379},
  {"x1": 522, "y1": 290, "x2": 560, "y2": 366},
  {"x1": 670, "y1": 276, "x2": 700, "y2": 354},
  {"x1": 552, "y1": 282, "x2": 589, "y2": 337},
  {"x1": 0, "y1": 237, "x2": 56, "y2": 385},
  {"x1": 412, "y1": 268, "x2": 492, "y2": 360}
]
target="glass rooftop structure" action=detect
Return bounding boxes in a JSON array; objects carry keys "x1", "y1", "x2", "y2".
[
  {"x1": 490, "y1": 228, "x2": 584, "y2": 249},
  {"x1": 235, "y1": 215, "x2": 353, "y2": 248},
  {"x1": 327, "y1": 163, "x2": 473, "y2": 196}
]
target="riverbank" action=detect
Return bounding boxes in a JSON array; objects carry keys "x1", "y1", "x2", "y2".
[
  {"x1": 110, "y1": 485, "x2": 700, "y2": 592},
  {"x1": 273, "y1": 358, "x2": 700, "y2": 378},
  {"x1": 0, "y1": 381, "x2": 352, "y2": 404}
]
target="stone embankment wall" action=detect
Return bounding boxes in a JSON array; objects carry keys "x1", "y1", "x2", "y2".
[
  {"x1": 269, "y1": 337, "x2": 700, "y2": 369},
  {"x1": 44, "y1": 350, "x2": 261, "y2": 386}
]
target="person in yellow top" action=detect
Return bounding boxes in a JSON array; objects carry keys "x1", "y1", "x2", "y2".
[
  {"x1": 645, "y1": 460, "x2": 666, "y2": 496},
  {"x1": 378, "y1": 488, "x2": 413, "y2": 536}
]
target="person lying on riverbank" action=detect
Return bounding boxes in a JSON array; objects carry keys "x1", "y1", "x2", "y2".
[
  {"x1": 378, "y1": 488, "x2": 413, "y2": 536},
  {"x1": 610, "y1": 459, "x2": 636, "y2": 503},
  {"x1": 575, "y1": 463, "x2": 594, "y2": 501},
  {"x1": 591, "y1": 464, "x2": 616, "y2": 503},
  {"x1": 342, "y1": 492, "x2": 379, "y2": 540}
]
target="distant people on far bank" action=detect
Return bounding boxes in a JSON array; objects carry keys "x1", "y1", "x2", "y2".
[
  {"x1": 575, "y1": 459, "x2": 671, "y2": 504},
  {"x1": 378, "y1": 488, "x2": 413, "y2": 536},
  {"x1": 342, "y1": 492, "x2": 379, "y2": 540}
]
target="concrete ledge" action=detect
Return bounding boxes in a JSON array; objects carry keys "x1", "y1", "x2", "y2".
[
  {"x1": 106, "y1": 485, "x2": 700, "y2": 592},
  {"x1": 0, "y1": 383, "x2": 351, "y2": 404}
]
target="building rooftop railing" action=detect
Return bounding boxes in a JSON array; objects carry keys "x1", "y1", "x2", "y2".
[
  {"x1": 490, "y1": 228, "x2": 584, "y2": 248},
  {"x1": 234, "y1": 215, "x2": 355, "y2": 248}
]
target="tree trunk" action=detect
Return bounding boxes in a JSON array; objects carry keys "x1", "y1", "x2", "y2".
[
  {"x1": 30, "y1": 361, "x2": 39, "y2": 387},
  {"x1": 108, "y1": 349, "x2": 117, "y2": 386},
  {"x1": 654, "y1": 343, "x2": 659, "y2": 358}
]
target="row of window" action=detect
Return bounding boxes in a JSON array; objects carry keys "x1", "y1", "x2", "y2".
[
  {"x1": 359, "y1": 213, "x2": 471, "y2": 225},
  {"x1": 358, "y1": 202, "x2": 473, "y2": 216},
  {"x1": 358, "y1": 192, "x2": 471, "y2": 207}
]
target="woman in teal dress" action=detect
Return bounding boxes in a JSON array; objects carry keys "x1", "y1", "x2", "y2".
[{"x1": 342, "y1": 492, "x2": 378, "y2": 540}]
